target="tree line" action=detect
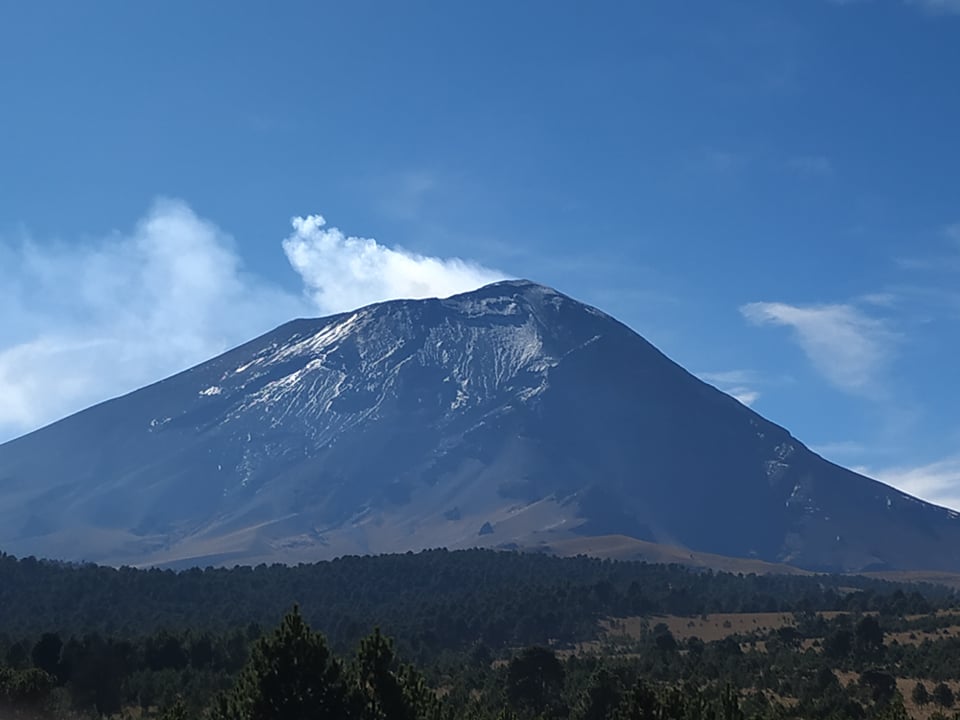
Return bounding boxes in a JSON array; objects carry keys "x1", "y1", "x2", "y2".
[
  {"x1": 0, "y1": 549, "x2": 946, "y2": 659},
  {"x1": 1, "y1": 549, "x2": 958, "y2": 719}
]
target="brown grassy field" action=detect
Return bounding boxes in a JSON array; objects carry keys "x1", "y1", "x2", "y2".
[
  {"x1": 550, "y1": 608, "x2": 960, "y2": 718},
  {"x1": 833, "y1": 672, "x2": 960, "y2": 720},
  {"x1": 863, "y1": 571, "x2": 960, "y2": 591},
  {"x1": 575, "y1": 609, "x2": 960, "y2": 658},
  {"x1": 889, "y1": 625, "x2": 960, "y2": 646},
  {"x1": 542, "y1": 535, "x2": 812, "y2": 576},
  {"x1": 606, "y1": 612, "x2": 797, "y2": 642},
  {"x1": 598, "y1": 610, "x2": 862, "y2": 644},
  {"x1": 543, "y1": 535, "x2": 960, "y2": 596}
]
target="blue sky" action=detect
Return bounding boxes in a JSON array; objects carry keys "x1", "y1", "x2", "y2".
[{"x1": 1, "y1": 1, "x2": 958, "y2": 506}]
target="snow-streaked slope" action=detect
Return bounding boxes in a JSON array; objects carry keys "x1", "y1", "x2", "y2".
[{"x1": 1, "y1": 280, "x2": 959, "y2": 571}]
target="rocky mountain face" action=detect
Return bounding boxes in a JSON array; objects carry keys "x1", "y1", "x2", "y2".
[{"x1": 1, "y1": 280, "x2": 959, "y2": 571}]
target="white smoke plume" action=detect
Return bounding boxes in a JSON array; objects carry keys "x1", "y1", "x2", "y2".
[{"x1": 282, "y1": 214, "x2": 506, "y2": 315}]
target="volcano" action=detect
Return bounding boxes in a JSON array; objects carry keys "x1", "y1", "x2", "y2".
[{"x1": 1, "y1": 280, "x2": 958, "y2": 571}]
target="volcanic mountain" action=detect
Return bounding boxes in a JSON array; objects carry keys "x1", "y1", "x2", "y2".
[{"x1": 1, "y1": 280, "x2": 958, "y2": 571}]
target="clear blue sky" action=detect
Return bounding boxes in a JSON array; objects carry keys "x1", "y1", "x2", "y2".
[{"x1": 1, "y1": 1, "x2": 958, "y2": 506}]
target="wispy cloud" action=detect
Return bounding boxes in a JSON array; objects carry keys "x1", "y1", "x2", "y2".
[
  {"x1": 702, "y1": 149, "x2": 748, "y2": 175},
  {"x1": 908, "y1": 0, "x2": 960, "y2": 15},
  {"x1": 855, "y1": 457, "x2": 960, "y2": 512},
  {"x1": 283, "y1": 214, "x2": 506, "y2": 315},
  {"x1": 831, "y1": 0, "x2": 960, "y2": 15},
  {"x1": 698, "y1": 369, "x2": 764, "y2": 406},
  {"x1": 740, "y1": 302, "x2": 895, "y2": 393},
  {"x1": 857, "y1": 292, "x2": 899, "y2": 308},
  {"x1": 0, "y1": 201, "x2": 506, "y2": 442},
  {"x1": 728, "y1": 388, "x2": 761, "y2": 406},
  {"x1": 377, "y1": 170, "x2": 439, "y2": 223},
  {"x1": 810, "y1": 440, "x2": 870, "y2": 461},
  {"x1": 787, "y1": 155, "x2": 834, "y2": 176},
  {"x1": 895, "y1": 222, "x2": 960, "y2": 273},
  {"x1": 944, "y1": 222, "x2": 960, "y2": 245},
  {"x1": 0, "y1": 200, "x2": 306, "y2": 441}
]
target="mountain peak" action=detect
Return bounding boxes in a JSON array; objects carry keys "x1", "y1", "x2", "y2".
[
  {"x1": 472, "y1": 278, "x2": 545, "y2": 290},
  {"x1": 286, "y1": 279, "x2": 566, "y2": 329},
  {"x1": 445, "y1": 278, "x2": 566, "y2": 306}
]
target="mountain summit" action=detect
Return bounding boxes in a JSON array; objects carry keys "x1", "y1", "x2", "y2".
[{"x1": 2, "y1": 280, "x2": 959, "y2": 571}]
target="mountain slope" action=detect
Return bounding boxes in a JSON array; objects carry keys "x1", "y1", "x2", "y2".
[{"x1": 1, "y1": 280, "x2": 958, "y2": 571}]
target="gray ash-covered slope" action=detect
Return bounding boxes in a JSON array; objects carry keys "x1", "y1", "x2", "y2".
[{"x1": 1, "y1": 280, "x2": 959, "y2": 571}]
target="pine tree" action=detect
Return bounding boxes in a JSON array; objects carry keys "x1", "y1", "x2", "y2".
[
  {"x1": 933, "y1": 682, "x2": 956, "y2": 709},
  {"x1": 616, "y1": 679, "x2": 660, "y2": 720},
  {"x1": 353, "y1": 628, "x2": 445, "y2": 720},
  {"x1": 576, "y1": 667, "x2": 622, "y2": 720},
  {"x1": 209, "y1": 605, "x2": 349, "y2": 720},
  {"x1": 505, "y1": 646, "x2": 565, "y2": 718},
  {"x1": 160, "y1": 696, "x2": 192, "y2": 720},
  {"x1": 30, "y1": 633, "x2": 63, "y2": 681}
]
